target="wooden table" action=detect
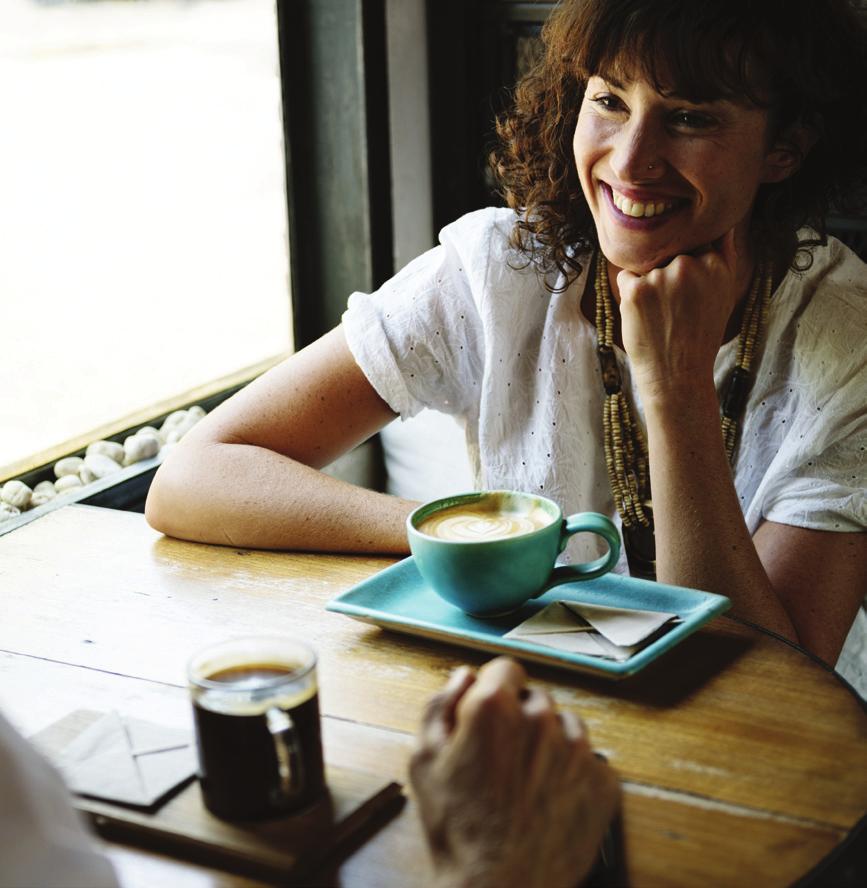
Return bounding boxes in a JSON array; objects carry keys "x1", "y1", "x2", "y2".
[{"x1": 1, "y1": 504, "x2": 865, "y2": 887}]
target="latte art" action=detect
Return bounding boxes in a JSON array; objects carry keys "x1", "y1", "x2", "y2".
[{"x1": 418, "y1": 502, "x2": 553, "y2": 542}]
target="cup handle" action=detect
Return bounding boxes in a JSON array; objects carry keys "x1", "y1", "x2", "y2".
[
  {"x1": 266, "y1": 707, "x2": 304, "y2": 804},
  {"x1": 533, "y1": 512, "x2": 621, "y2": 595}
]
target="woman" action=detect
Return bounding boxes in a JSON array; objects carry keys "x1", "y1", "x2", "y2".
[{"x1": 146, "y1": 0, "x2": 867, "y2": 685}]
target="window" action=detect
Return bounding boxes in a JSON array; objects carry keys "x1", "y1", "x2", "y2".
[{"x1": 1, "y1": 0, "x2": 292, "y2": 479}]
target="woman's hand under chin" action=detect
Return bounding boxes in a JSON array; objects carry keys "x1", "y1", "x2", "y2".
[{"x1": 616, "y1": 228, "x2": 749, "y2": 401}]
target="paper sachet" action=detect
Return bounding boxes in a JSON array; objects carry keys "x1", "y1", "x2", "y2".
[
  {"x1": 504, "y1": 600, "x2": 680, "y2": 661},
  {"x1": 54, "y1": 710, "x2": 197, "y2": 808}
]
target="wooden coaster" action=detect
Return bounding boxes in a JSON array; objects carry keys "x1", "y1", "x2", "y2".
[{"x1": 33, "y1": 709, "x2": 404, "y2": 882}]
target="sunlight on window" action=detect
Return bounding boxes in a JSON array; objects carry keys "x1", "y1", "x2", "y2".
[{"x1": 0, "y1": 0, "x2": 292, "y2": 476}]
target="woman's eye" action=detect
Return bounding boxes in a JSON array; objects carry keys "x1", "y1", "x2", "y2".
[
  {"x1": 591, "y1": 94, "x2": 626, "y2": 112},
  {"x1": 670, "y1": 110, "x2": 716, "y2": 130}
]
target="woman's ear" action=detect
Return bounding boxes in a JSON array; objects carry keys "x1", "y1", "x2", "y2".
[{"x1": 762, "y1": 122, "x2": 820, "y2": 184}]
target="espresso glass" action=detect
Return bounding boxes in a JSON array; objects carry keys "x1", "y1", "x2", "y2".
[{"x1": 188, "y1": 636, "x2": 325, "y2": 821}]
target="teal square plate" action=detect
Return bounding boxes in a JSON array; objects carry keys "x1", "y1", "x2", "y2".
[{"x1": 326, "y1": 557, "x2": 731, "y2": 678}]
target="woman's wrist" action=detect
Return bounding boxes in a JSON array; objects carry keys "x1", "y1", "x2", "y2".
[{"x1": 635, "y1": 372, "x2": 719, "y2": 415}]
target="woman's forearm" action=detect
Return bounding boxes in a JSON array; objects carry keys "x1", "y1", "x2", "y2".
[
  {"x1": 145, "y1": 439, "x2": 416, "y2": 553},
  {"x1": 642, "y1": 381, "x2": 798, "y2": 642}
]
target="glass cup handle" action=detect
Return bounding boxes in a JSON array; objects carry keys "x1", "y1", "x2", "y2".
[{"x1": 266, "y1": 707, "x2": 305, "y2": 804}]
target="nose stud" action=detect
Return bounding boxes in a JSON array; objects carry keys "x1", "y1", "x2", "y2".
[{"x1": 647, "y1": 163, "x2": 655, "y2": 170}]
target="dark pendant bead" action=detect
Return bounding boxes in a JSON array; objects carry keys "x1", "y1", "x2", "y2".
[
  {"x1": 623, "y1": 499, "x2": 656, "y2": 581},
  {"x1": 597, "y1": 346, "x2": 621, "y2": 394},
  {"x1": 721, "y1": 366, "x2": 752, "y2": 419},
  {"x1": 623, "y1": 521, "x2": 657, "y2": 582}
]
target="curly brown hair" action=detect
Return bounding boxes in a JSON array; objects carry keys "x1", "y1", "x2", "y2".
[{"x1": 490, "y1": 0, "x2": 867, "y2": 287}]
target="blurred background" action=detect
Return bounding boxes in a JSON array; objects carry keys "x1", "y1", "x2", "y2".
[{"x1": 1, "y1": 0, "x2": 291, "y2": 475}]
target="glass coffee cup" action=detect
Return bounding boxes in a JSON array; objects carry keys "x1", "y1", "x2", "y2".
[{"x1": 188, "y1": 636, "x2": 326, "y2": 820}]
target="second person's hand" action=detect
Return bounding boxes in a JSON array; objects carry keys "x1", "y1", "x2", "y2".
[{"x1": 409, "y1": 657, "x2": 621, "y2": 888}]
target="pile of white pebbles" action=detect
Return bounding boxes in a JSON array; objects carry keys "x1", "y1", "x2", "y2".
[{"x1": 0, "y1": 405, "x2": 206, "y2": 524}]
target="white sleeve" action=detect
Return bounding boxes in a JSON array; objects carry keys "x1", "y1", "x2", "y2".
[
  {"x1": 761, "y1": 268, "x2": 867, "y2": 532},
  {"x1": 762, "y1": 429, "x2": 866, "y2": 531},
  {"x1": 0, "y1": 712, "x2": 119, "y2": 888},
  {"x1": 342, "y1": 209, "x2": 505, "y2": 421}
]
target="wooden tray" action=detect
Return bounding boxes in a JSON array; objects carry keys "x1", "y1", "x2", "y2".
[{"x1": 33, "y1": 710, "x2": 404, "y2": 883}]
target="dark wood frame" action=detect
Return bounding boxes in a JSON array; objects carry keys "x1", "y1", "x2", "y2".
[{"x1": 278, "y1": 0, "x2": 394, "y2": 347}]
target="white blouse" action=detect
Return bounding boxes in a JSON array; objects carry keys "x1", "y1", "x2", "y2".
[{"x1": 343, "y1": 207, "x2": 867, "y2": 696}]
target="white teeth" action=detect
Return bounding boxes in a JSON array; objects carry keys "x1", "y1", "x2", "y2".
[{"x1": 611, "y1": 189, "x2": 675, "y2": 219}]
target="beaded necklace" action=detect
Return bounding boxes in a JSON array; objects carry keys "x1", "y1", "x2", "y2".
[{"x1": 593, "y1": 250, "x2": 773, "y2": 580}]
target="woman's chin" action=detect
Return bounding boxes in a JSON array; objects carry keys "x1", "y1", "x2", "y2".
[
  {"x1": 600, "y1": 247, "x2": 669, "y2": 276},
  {"x1": 600, "y1": 237, "x2": 706, "y2": 275}
]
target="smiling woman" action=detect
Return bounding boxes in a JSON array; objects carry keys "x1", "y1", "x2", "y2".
[{"x1": 145, "y1": 0, "x2": 867, "y2": 700}]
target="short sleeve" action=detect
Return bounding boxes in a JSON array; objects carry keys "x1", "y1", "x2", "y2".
[
  {"x1": 762, "y1": 439, "x2": 866, "y2": 530},
  {"x1": 342, "y1": 211, "x2": 497, "y2": 420},
  {"x1": 760, "y1": 259, "x2": 867, "y2": 531}
]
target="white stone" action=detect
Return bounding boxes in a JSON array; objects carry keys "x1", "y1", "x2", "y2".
[
  {"x1": 54, "y1": 456, "x2": 85, "y2": 478},
  {"x1": 164, "y1": 412, "x2": 201, "y2": 443},
  {"x1": 161, "y1": 409, "x2": 189, "y2": 431},
  {"x1": 31, "y1": 480, "x2": 58, "y2": 507},
  {"x1": 1, "y1": 480, "x2": 32, "y2": 510},
  {"x1": 123, "y1": 434, "x2": 160, "y2": 466},
  {"x1": 79, "y1": 466, "x2": 98, "y2": 485},
  {"x1": 0, "y1": 502, "x2": 21, "y2": 521},
  {"x1": 55, "y1": 475, "x2": 83, "y2": 493},
  {"x1": 83, "y1": 452, "x2": 122, "y2": 480},
  {"x1": 86, "y1": 440, "x2": 125, "y2": 464},
  {"x1": 136, "y1": 426, "x2": 164, "y2": 443}
]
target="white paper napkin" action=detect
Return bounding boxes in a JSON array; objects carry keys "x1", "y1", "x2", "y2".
[
  {"x1": 55, "y1": 710, "x2": 197, "y2": 807},
  {"x1": 504, "y1": 600, "x2": 679, "y2": 661}
]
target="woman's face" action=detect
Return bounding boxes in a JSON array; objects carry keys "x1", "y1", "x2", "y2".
[{"x1": 573, "y1": 74, "x2": 781, "y2": 274}]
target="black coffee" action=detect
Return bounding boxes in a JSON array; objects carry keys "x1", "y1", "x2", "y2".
[{"x1": 193, "y1": 662, "x2": 325, "y2": 820}]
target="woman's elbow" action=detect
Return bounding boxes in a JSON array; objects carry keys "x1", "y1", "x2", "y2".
[
  {"x1": 144, "y1": 469, "x2": 177, "y2": 536},
  {"x1": 144, "y1": 453, "x2": 198, "y2": 538}
]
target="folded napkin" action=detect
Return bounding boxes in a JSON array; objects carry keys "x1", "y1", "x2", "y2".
[
  {"x1": 505, "y1": 600, "x2": 680, "y2": 661},
  {"x1": 55, "y1": 710, "x2": 197, "y2": 808}
]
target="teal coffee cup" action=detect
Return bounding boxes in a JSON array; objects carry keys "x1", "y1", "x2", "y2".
[{"x1": 407, "y1": 490, "x2": 621, "y2": 617}]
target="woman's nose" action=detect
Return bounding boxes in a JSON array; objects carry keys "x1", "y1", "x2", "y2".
[{"x1": 609, "y1": 118, "x2": 666, "y2": 183}]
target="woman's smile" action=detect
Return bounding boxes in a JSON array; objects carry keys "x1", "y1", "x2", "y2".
[{"x1": 602, "y1": 183, "x2": 683, "y2": 226}]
